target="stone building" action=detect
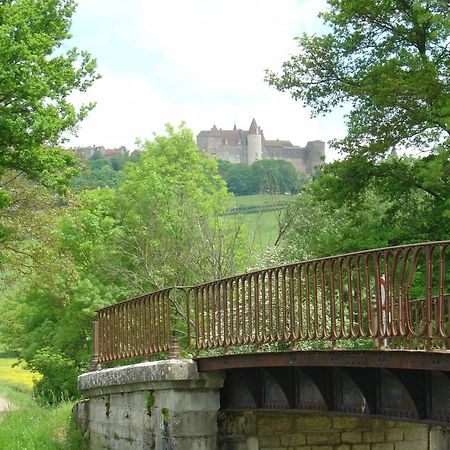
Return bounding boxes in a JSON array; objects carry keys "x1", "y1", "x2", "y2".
[
  {"x1": 74, "y1": 145, "x2": 128, "y2": 160},
  {"x1": 196, "y1": 118, "x2": 325, "y2": 174}
]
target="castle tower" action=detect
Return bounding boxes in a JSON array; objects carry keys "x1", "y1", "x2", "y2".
[
  {"x1": 305, "y1": 140, "x2": 326, "y2": 173},
  {"x1": 247, "y1": 118, "x2": 262, "y2": 165}
]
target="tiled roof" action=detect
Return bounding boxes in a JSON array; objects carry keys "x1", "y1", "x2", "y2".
[
  {"x1": 248, "y1": 118, "x2": 258, "y2": 134},
  {"x1": 197, "y1": 119, "x2": 266, "y2": 144},
  {"x1": 198, "y1": 129, "x2": 249, "y2": 146}
]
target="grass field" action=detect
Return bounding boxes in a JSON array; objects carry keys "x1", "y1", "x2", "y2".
[
  {"x1": 226, "y1": 194, "x2": 291, "y2": 249},
  {"x1": 0, "y1": 358, "x2": 83, "y2": 449},
  {"x1": 233, "y1": 193, "x2": 292, "y2": 208},
  {"x1": 240, "y1": 209, "x2": 281, "y2": 248}
]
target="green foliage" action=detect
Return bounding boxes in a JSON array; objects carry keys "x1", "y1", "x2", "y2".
[
  {"x1": 218, "y1": 159, "x2": 303, "y2": 195},
  {"x1": 311, "y1": 150, "x2": 450, "y2": 243},
  {"x1": 218, "y1": 161, "x2": 254, "y2": 195},
  {"x1": 0, "y1": 0, "x2": 98, "y2": 188},
  {"x1": 0, "y1": 0, "x2": 98, "y2": 260},
  {"x1": 276, "y1": 158, "x2": 449, "y2": 265},
  {"x1": 109, "y1": 124, "x2": 242, "y2": 287},
  {"x1": 0, "y1": 125, "x2": 247, "y2": 402},
  {"x1": 266, "y1": 0, "x2": 449, "y2": 156},
  {"x1": 71, "y1": 164, "x2": 118, "y2": 189},
  {"x1": 71, "y1": 152, "x2": 142, "y2": 190},
  {"x1": 278, "y1": 188, "x2": 392, "y2": 262},
  {"x1": 266, "y1": 0, "x2": 449, "y2": 259},
  {"x1": 252, "y1": 159, "x2": 299, "y2": 194}
]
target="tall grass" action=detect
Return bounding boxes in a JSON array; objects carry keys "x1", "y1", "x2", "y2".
[{"x1": 0, "y1": 359, "x2": 85, "y2": 449}]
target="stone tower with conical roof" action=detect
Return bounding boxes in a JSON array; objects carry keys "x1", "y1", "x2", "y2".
[{"x1": 246, "y1": 118, "x2": 262, "y2": 165}]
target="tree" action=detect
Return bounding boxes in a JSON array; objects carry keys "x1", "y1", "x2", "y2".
[
  {"x1": 111, "y1": 124, "x2": 244, "y2": 290},
  {"x1": 218, "y1": 159, "x2": 300, "y2": 195},
  {"x1": 266, "y1": 0, "x2": 449, "y2": 156},
  {"x1": 252, "y1": 159, "x2": 299, "y2": 194},
  {"x1": 222, "y1": 163, "x2": 254, "y2": 195},
  {"x1": 0, "y1": 125, "x2": 248, "y2": 401},
  {"x1": 0, "y1": 0, "x2": 98, "y2": 190},
  {"x1": 267, "y1": 0, "x2": 449, "y2": 245}
]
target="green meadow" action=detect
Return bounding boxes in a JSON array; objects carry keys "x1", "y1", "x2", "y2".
[
  {"x1": 0, "y1": 359, "x2": 83, "y2": 450},
  {"x1": 226, "y1": 194, "x2": 293, "y2": 249}
]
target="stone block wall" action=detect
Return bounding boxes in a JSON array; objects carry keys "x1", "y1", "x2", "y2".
[
  {"x1": 218, "y1": 411, "x2": 450, "y2": 450},
  {"x1": 76, "y1": 359, "x2": 224, "y2": 450}
]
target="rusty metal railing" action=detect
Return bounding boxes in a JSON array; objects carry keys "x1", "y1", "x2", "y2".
[
  {"x1": 91, "y1": 241, "x2": 449, "y2": 369},
  {"x1": 91, "y1": 288, "x2": 172, "y2": 369}
]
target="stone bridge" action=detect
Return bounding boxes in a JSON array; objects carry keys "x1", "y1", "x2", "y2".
[{"x1": 76, "y1": 241, "x2": 450, "y2": 449}]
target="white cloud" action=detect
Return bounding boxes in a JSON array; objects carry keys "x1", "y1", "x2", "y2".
[{"x1": 68, "y1": 0, "x2": 344, "y2": 161}]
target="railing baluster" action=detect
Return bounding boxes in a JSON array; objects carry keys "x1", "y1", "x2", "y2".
[{"x1": 91, "y1": 241, "x2": 449, "y2": 368}]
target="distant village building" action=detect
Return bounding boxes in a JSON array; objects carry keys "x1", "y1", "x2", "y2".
[
  {"x1": 74, "y1": 145, "x2": 128, "y2": 160},
  {"x1": 196, "y1": 119, "x2": 325, "y2": 174}
]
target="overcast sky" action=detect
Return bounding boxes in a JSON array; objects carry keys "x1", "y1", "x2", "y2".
[{"x1": 66, "y1": 0, "x2": 346, "y2": 160}]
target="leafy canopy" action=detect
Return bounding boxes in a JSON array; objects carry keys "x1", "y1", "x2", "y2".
[
  {"x1": 218, "y1": 159, "x2": 302, "y2": 196},
  {"x1": 0, "y1": 0, "x2": 99, "y2": 190},
  {"x1": 266, "y1": 0, "x2": 449, "y2": 157},
  {"x1": 267, "y1": 0, "x2": 449, "y2": 248}
]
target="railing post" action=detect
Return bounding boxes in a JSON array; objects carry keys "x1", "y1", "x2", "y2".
[
  {"x1": 425, "y1": 245, "x2": 433, "y2": 350},
  {"x1": 91, "y1": 318, "x2": 101, "y2": 371},
  {"x1": 183, "y1": 287, "x2": 191, "y2": 351},
  {"x1": 371, "y1": 295, "x2": 380, "y2": 349},
  {"x1": 168, "y1": 332, "x2": 180, "y2": 359}
]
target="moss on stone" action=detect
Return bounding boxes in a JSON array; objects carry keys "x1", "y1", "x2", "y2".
[
  {"x1": 146, "y1": 391, "x2": 155, "y2": 416},
  {"x1": 161, "y1": 408, "x2": 169, "y2": 426}
]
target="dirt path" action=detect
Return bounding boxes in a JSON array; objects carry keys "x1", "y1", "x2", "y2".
[{"x1": 0, "y1": 397, "x2": 14, "y2": 414}]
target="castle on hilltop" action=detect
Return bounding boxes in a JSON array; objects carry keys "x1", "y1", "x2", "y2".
[{"x1": 196, "y1": 119, "x2": 325, "y2": 174}]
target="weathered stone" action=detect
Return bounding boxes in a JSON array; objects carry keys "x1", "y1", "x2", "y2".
[
  {"x1": 296, "y1": 414, "x2": 331, "y2": 431},
  {"x1": 259, "y1": 414, "x2": 295, "y2": 433},
  {"x1": 78, "y1": 359, "x2": 223, "y2": 395},
  {"x1": 78, "y1": 359, "x2": 224, "y2": 450},
  {"x1": 332, "y1": 415, "x2": 372, "y2": 430},
  {"x1": 279, "y1": 433, "x2": 307, "y2": 446},
  {"x1": 171, "y1": 411, "x2": 218, "y2": 436},
  {"x1": 362, "y1": 430, "x2": 385, "y2": 443},
  {"x1": 352, "y1": 445, "x2": 371, "y2": 450},
  {"x1": 395, "y1": 442, "x2": 432, "y2": 450},
  {"x1": 218, "y1": 412, "x2": 246, "y2": 434},
  {"x1": 384, "y1": 429, "x2": 404, "y2": 441},
  {"x1": 258, "y1": 434, "x2": 281, "y2": 447},
  {"x1": 369, "y1": 418, "x2": 401, "y2": 430},
  {"x1": 370, "y1": 444, "x2": 394, "y2": 450},
  {"x1": 341, "y1": 431, "x2": 362, "y2": 443},
  {"x1": 402, "y1": 426, "x2": 429, "y2": 441},
  {"x1": 72, "y1": 399, "x2": 89, "y2": 434},
  {"x1": 430, "y1": 427, "x2": 450, "y2": 450},
  {"x1": 306, "y1": 431, "x2": 341, "y2": 445}
]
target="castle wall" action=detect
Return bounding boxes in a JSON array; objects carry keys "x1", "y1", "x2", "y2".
[
  {"x1": 219, "y1": 145, "x2": 245, "y2": 164},
  {"x1": 264, "y1": 146, "x2": 309, "y2": 173},
  {"x1": 196, "y1": 123, "x2": 325, "y2": 175},
  {"x1": 305, "y1": 140, "x2": 326, "y2": 173},
  {"x1": 198, "y1": 136, "x2": 245, "y2": 164},
  {"x1": 197, "y1": 135, "x2": 209, "y2": 152}
]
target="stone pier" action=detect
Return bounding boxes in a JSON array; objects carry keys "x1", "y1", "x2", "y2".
[{"x1": 76, "y1": 359, "x2": 224, "y2": 449}]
